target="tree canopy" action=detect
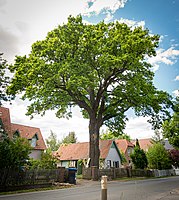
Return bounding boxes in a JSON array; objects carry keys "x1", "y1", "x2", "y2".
[
  {"x1": 62, "y1": 131, "x2": 77, "y2": 144},
  {"x1": 100, "y1": 129, "x2": 131, "y2": 141},
  {"x1": 8, "y1": 15, "x2": 173, "y2": 168},
  {"x1": 130, "y1": 139, "x2": 148, "y2": 169},
  {"x1": 146, "y1": 142, "x2": 171, "y2": 170},
  {"x1": 45, "y1": 130, "x2": 61, "y2": 151}
]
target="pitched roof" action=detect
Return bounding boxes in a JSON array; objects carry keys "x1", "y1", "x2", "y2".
[
  {"x1": 132, "y1": 138, "x2": 153, "y2": 151},
  {"x1": 0, "y1": 107, "x2": 46, "y2": 150},
  {"x1": 115, "y1": 139, "x2": 134, "y2": 153},
  {"x1": 11, "y1": 123, "x2": 46, "y2": 150},
  {"x1": 55, "y1": 140, "x2": 117, "y2": 161}
]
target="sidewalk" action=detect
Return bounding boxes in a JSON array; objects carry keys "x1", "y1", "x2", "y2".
[{"x1": 160, "y1": 189, "x2": 179, "y2": 200}]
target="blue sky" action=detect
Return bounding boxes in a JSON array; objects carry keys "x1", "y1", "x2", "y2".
[
  {"x1": 0, "y1": 0, "x2": 179, "y2": 141},
  {"x1": 83, "y1": 0, "x2": 179, "y2": 96}
]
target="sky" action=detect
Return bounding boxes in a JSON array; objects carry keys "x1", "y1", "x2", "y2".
[{"x1": 0, "y1": 0, "x2": 179, "y2": 142}]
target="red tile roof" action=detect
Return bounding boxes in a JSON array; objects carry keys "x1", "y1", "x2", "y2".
[
  {"x1": 55, "y1": 140, "x2": 115, "y2": 161},
  {"x1": 115, "y1": 139, "x2": 134, "y2": 153},
  {"x1": 132, "y1": 138, "x2": 152, "y2": 151},
  {"x1": 11, "y1": 123, "x2": 46, "y2": 150},
  {"x1": 0, "y1": 107, "x2": 46, "y2": 150}
]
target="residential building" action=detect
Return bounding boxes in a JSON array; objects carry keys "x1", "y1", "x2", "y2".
[
  {"x1": 132, "y1": 138, "x2": 175, "y2": 152},
  {"x1": 115, "y1": 139, "x2": 134, "y2": 165},
  {"x1": 132, "y1": 138, "x2": 153, "y2": 152},
  {"x1": 55, "y1": 140, "x2": 122, "y2": 169},
  {"x1": 0, "y1": 107, "x2": 46, "y2": 159}
]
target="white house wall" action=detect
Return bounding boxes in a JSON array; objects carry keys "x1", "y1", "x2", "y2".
[
  {"x1": 29, "y1": 150, "x2": 42, "y2": 160},
  {"x1": 104, "y1": 146, "x2": 121, "y2": 168}
]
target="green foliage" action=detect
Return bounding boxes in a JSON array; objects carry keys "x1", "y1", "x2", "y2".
[
  {"x1": 162, "y1": 97, "x2": 179, "y2": 148},
  {"x1": 169, "y1": 149, "x2": 179, "y2": 168},
  {"x1": 0, "y1": 53, "x2": 13, "y2": 105},
  {"x1": 0, "y1": 136, "x2": 31, "y2": 169},
  {"x1": 130, "y1": 139, "x2": 148, "y2": 169},
  {"x1": 62, "y1": 131, "x2": 77, "y2": 144},
  {"x1": 8, "y1": 15, "x2": 172, "y2": 130},
  {"x1": 46, "y1": 130, "x2": 61, "y2": 151},
  {"x1": 151, "y1": 128, "x2": 163, "y2": 144},
  {"x1": 120, "y1": 151, "x2": 127, "y2": 165},
  {"x1": 100, "y1": 129, "x2": 131, "y2": 141},
  {"x1": 29, "y1": 150, "x2": 57, "y2": 169},
  {"x1": 146, "y1": 142, "x2": 172, "y2": 170}
]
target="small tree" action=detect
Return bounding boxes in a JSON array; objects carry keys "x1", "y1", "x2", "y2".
[
  {"x1": 152, "y1": 128, "x2": 163, "y2": 144},
  {"x1": 46, "y1": 130, "x2": 61, "y2": 151},
  {"x1": 130, "y1": 139, "x2": 148, "y2": 169},
  {"x1": 62, "y1": 131, "x2": 77, "y2": 144},
  {"x1": 147, "y1": 142, "x2": 171, "y2": 170},
  {"x1": 0, "y1": 136, "x2": 31, "y2": 169},
  {"x1": 169, "y1": 149, "x2": 179, "y2": 168},
  {"x1": 29, "y1": 150, "x2": 57, "y2": 169}
]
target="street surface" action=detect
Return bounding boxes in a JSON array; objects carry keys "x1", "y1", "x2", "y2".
[{"x1": 0, "y1": 176, "x2": 179, "y2": 200}]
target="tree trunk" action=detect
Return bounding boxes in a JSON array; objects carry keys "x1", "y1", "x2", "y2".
[{"x1": 89, "y1": 117, "x2": 100, "y2": 169}]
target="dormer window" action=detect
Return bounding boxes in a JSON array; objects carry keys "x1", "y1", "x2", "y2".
[{"x1": 30, "y1": 133, "x2": 39, "y2": 147}]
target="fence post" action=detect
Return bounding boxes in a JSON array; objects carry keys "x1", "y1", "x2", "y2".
[{"x1": 101, "y1": 175, "x2": 107, "y2": 200}]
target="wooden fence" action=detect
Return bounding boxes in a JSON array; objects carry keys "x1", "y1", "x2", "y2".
[
  {"x1": 0, "y1": 168, "x2": 66, "y2": 192},
  {"x1": 83, "y1": 167, "x2": 155, "y2": 180}
]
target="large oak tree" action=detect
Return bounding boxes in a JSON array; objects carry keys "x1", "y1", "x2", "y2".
[{"x1": 8, "y1": 16, "x2": 172, "y2": 168}]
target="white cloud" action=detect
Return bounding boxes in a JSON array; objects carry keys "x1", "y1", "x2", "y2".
[
  {"x1": 172, "y1": 90, "x2": 179, "y2": 97},
  {"x1": 83, "y1": 0, "x2": 128, "y2": 21},
  {"x1": 147, "y1": 47, "x2": 179, "y2": 72},
  {"x1": 124, "y1": 116, "x2": 155, "y2": 139},
  {"x1": 174, "y1": 75, "x2": 179, "y2": 81},
  {"x1": 84, "y1": 0, "x2": 127, "y2": 15},
  {"x1": 117, "y1": 18, "x2": 145, "y2": 29},
  {"x1": 104, "y1": 11, "x2": 114, "y2": 22}
]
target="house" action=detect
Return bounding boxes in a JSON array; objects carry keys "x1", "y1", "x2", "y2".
[
  {"x1": 0, "y1": 107, "x2": 46, "y2": 159},
  {"x1": 132, "y1": 138, "x2": 153, "y2": 152},
  {"x1": 115, "y1": 139, "x2": 134, "y2": 165},
  {"x1": 132, "y1": 138, "x2": 175, "y2": 152},
  {"x1": 55, "y1": 140, "x2": 122, "y2": 169}
]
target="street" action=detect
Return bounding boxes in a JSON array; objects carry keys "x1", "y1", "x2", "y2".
[{"x1": 0, "y1": 176, "x2": 179, "y2": 200}]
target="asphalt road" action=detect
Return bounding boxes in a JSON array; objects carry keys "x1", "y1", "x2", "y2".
[{"x1": 0, "y1": 176, "x2": 179, "y2": 200}]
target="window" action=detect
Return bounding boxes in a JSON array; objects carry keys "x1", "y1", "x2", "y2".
[
  {"x1": 31, "y1": 137, "x2": 37, "y2": 147},
  {"x1": 127, "y1": 148, "x2": 132, "y2": 155},
  {"x1": 107, "y1": 160, "x2": 111, "y2": 168},
  {"x1": 113, "y1": 161, "x2": 119, "y2": 168},
  {"x1": 30, "y1": 133, "x2": 39, "y2": 147}
]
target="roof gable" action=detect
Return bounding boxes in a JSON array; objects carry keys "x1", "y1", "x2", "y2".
[
  {"x1": 132, "y1": 138, "x2": 152, "y2": 151},
  {"x1": 11, "y1": 123, "x2": 46, "y2": 150},
  {"x1": 115, "y1": 139, "x2": 134, "y2": 153}
]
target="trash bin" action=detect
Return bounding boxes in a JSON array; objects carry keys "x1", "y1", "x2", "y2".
[{"x1": 68, "y1": 168, "x2": 77, "y2": 184}]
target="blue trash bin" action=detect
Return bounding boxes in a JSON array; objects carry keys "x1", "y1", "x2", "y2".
[{"x1": 68, "y1": 168, "x2": 77, "y2": 184}]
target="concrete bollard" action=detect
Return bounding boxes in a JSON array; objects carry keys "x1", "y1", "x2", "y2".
[{"x1": 101, "y1": 175, "x2": 107, "y2": 200}]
